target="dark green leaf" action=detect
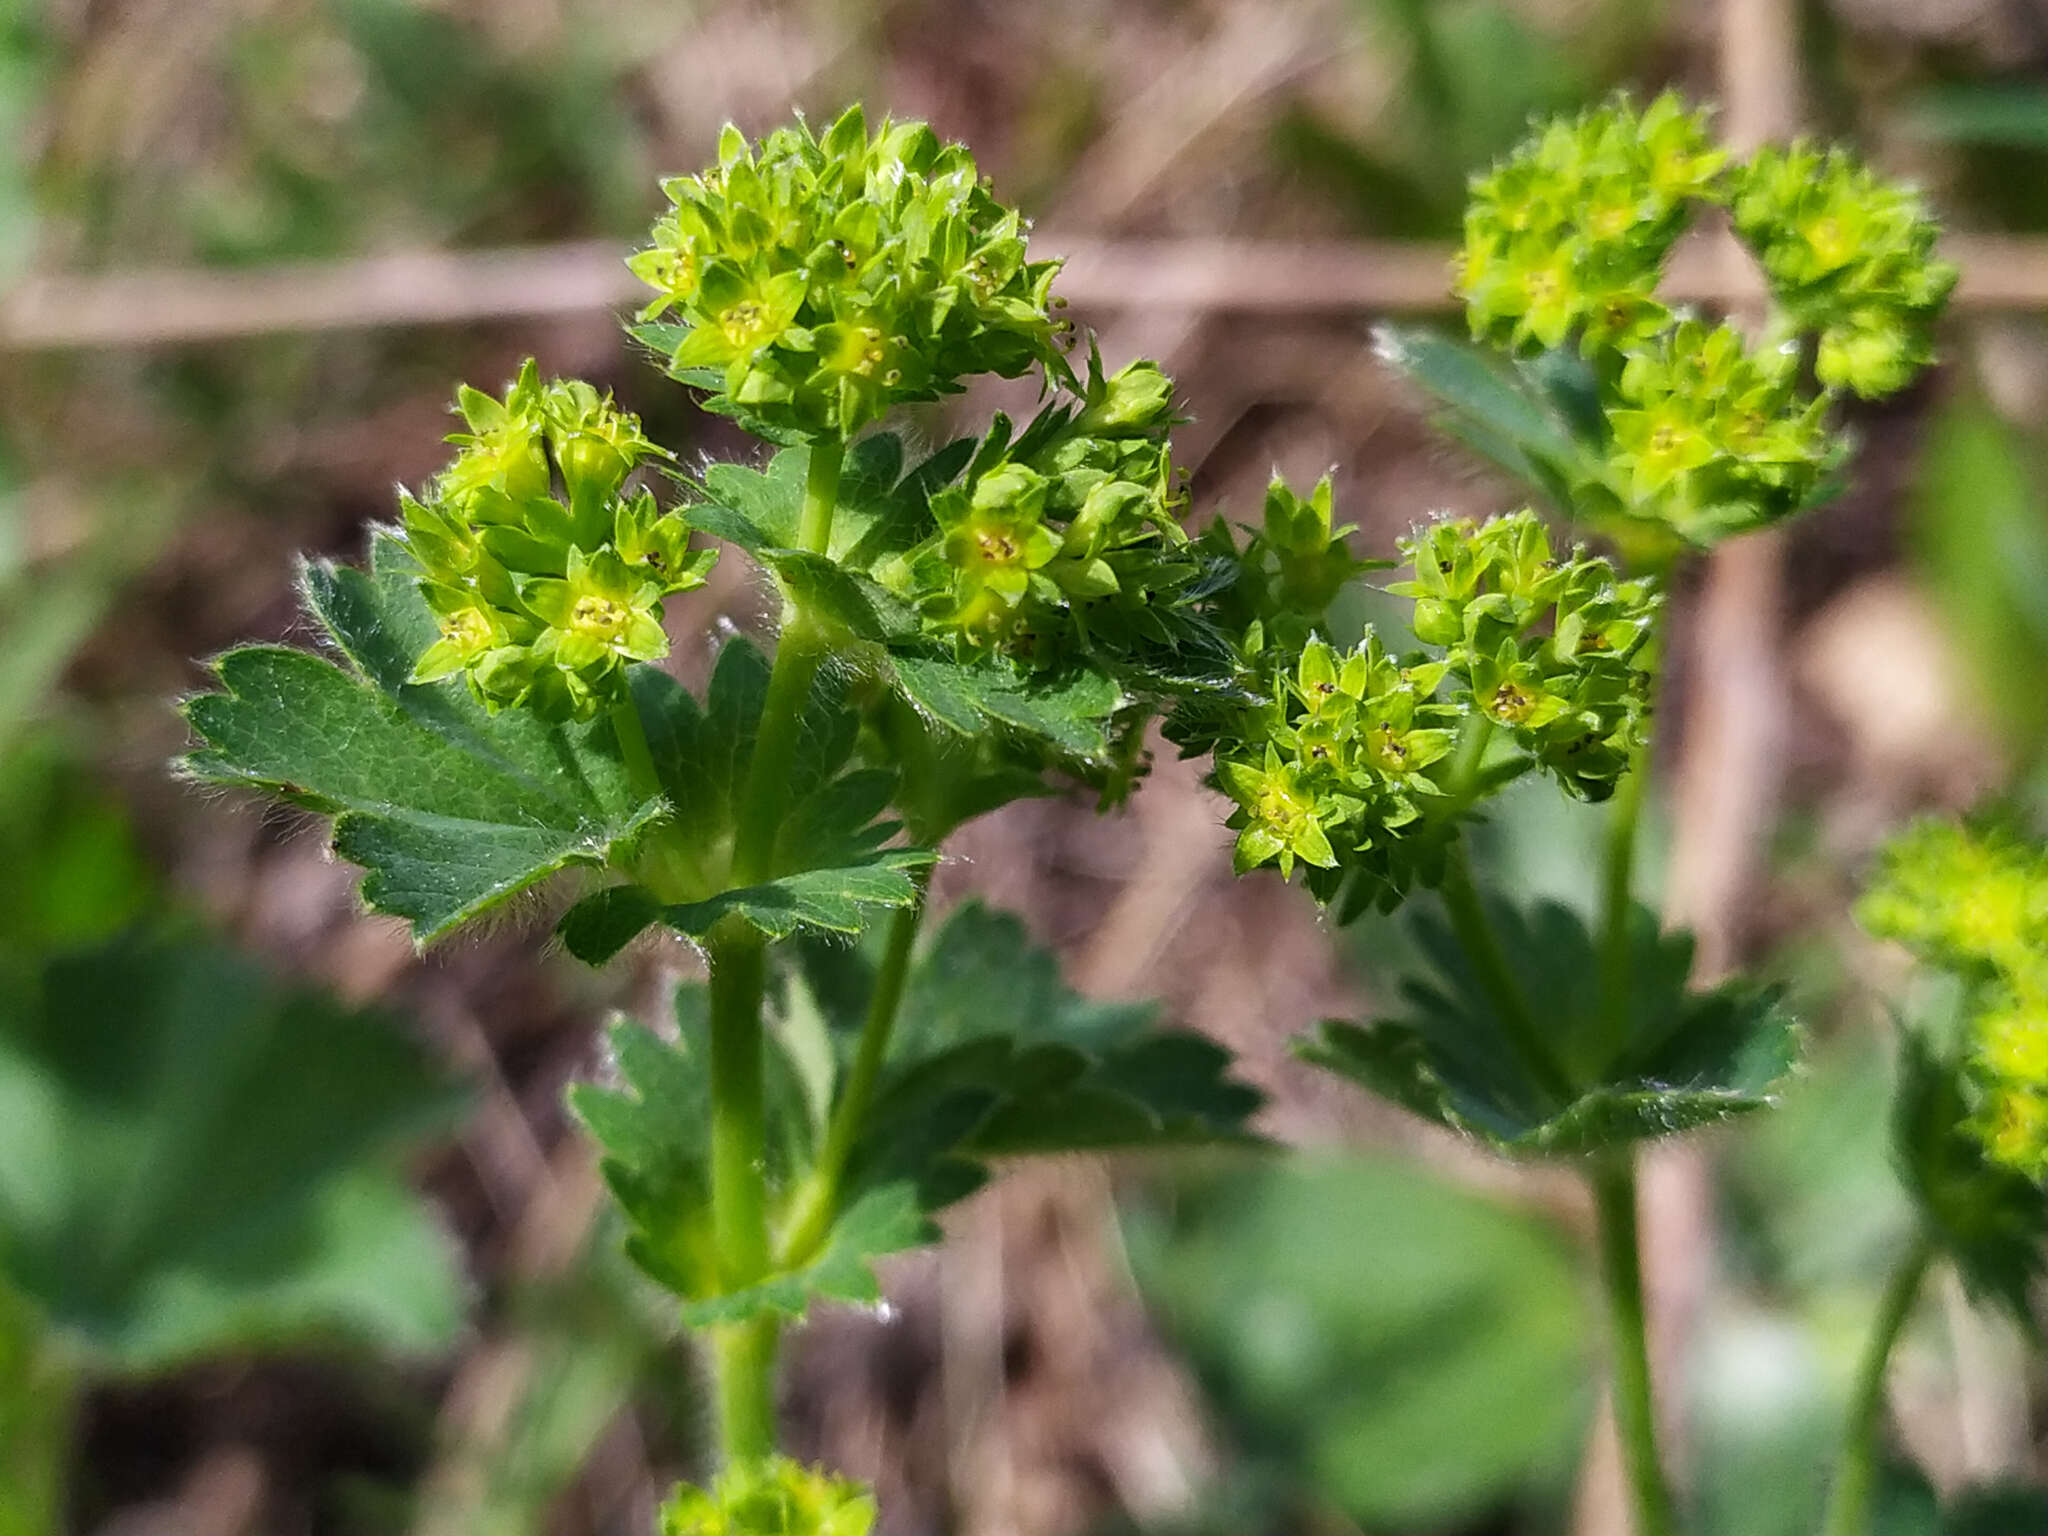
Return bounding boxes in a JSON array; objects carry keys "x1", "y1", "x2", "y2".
[
  {"x1": 0, "y1": 933, "x2": 464, "y2": 1371},
  {"x1": 1299, "y1": 899, "x2": 1799, "y2": 1154},
  {"x1": 660, "y1": 851, "x2": 936, "y2": 941},
  {"x1": 848, "y1": 903, "x2": 1262, "y2": 1206},
  {"x1": 891, "y1": 652, "x2": 1123, "y2": 761},
  {"x1": 182, "y1": 534, "x2": 660, "y2": 943},
  {"x1": 556, "y1": 884, "x2": 665, "y2": 966},
  {"x1": 1892, "y1": 1032, "x2": 2045, "y2": 1326}
]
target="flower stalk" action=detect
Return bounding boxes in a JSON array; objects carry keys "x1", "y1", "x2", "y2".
[
  {"x1": 1591, "y1": 1153, "x2": 1679, "y2": 1536},
  {"x1": 1819, "y1": 1234, "x2": 1934, "y2": 1536},
  {"x1": 778, "y1": 868, "x2": 932, "y2": 1269}
]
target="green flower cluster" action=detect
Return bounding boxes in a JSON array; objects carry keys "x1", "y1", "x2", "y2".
[
  {"x1": 399, "y1": 360, "x2": 716, "y2": 722},
  {"x1": 1599, "y1": 320, "x2": 1836, "y2": 545},
  {"x1": 1859, "y1": 820, "x2": 2048, "y2": 1178},
  {"x1": 632, "y1": 105, "x2": 1064, "y2": 440},
  {"x1": 1732, "y1": 142, "x2": 1958, "y2": 399},
  {"x1": 1195, "y1": 473, "x2": 1376, "y2": 654},
  {"x1": 1216, "y1": 633, "x2": 1458, "y2": 884},
  {"x1": 1459, "y1": 93, "x2": 1726, "y2": 354},
  {"x1": 885, "y1": 351, "x2": 1193, "y2": 668},
  {"x1": 659, "y1": 1458, "x2": 875, "y2": 1536},
  {"x1": 1201, "y1": 506, "x2": 1658, "y2": 910},
  {"x1": 1392, "y1": 510, "x2": 1659, "y2": 800},
  {"x1": 1448, "y1": 94, "x2": 1955, "y2": 551}
]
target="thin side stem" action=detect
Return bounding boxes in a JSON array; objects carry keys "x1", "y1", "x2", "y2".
[
  {"x1": 1591, "y1": 1154, "x2": 1680, "y2": 1536},
  {"x1": 776, "y1": 870, "x2": 932, "y2": 1267},
  {"x1": 1596, "y1": 735, "x2": 1649, "y2": 1054},
  {"x1": 728, "y1": 620, "x2": 826, "y2": 887},
  {"x1": 704, "y1": 918, "x2": 775, "y2": 1463},
  {"x1": 728, "y1": 440, "x2": 844, "y2": 889},
  {"x1": 1439, "y1": 834, "x2": 1576, "y2": 1105},
  {"x1": 610, "y1": 693, "x2": 664, "y2": 805},
  {"x1": 797, "y1": 440, "x2": 844, "y2": 557},
  {"x1": 1819, "y1": 1234, "x2": 1935, "y2": 1536}
]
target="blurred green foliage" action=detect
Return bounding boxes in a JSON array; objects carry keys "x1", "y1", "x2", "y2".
[
  {"x1": 1131, "y1": 1155, "x2": 1589, "y2": 1532},
  {"x1": 1275, "y1": 0, "x2": 1662, "y2": 236},
  {"x1": 0, "y1": 934, "x2": 466, "y2": 1371},
  {"x1": 1907, "y1": 382, "x2": 2048, "y2": 770}
]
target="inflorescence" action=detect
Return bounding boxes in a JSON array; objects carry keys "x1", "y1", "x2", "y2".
[
  {"x1": 1194, "y1": 507, "x2": 1658, "y2": 912},
  {"x1": 401, "y1": 361, "x2": 716, "y2": 723},
  {"x1": 1860, "y1": 820, "x2": 2048, "y2": 1178},
  {"x1": 631, "y1": 105, "x2": 1066, "y2": 439},
  {"x1": 1457, "y1": 93, "x2": 1952, "y2": 550}
]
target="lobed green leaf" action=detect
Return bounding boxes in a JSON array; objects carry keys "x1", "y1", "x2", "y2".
[
  {"x1": 1298, "y1": 898, "x2": 1799, "y2": 1155},
  {"x1": 182, "y1": 533, "x2": 662, "y2": 943}
]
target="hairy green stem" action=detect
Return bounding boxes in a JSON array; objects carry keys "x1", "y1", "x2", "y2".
[
  {"x1": 728, "y1": 441, "x2": 844, "y2": 889},
  {"x1": 1591, "y1": 1154, "x2": 1679, "y2": 1536},
  {"x1": 797, "y1": 440, "x2": 845, "y2": 558},
  {"x1": 711, "y1": 1313, "x2": 781, "y2": 1468},
  {"x1": 1819, "y1": 1234, "x2": 1934, "y2": 1536},
  {"x1": 1439, "y1": 835, "x2": 1576, "y2": 1105},
  {"x1": 776, "y1": 870, "x2": 932, "y2": 1267},
  {"x1": 698, "y1": 437, "x2": 847, "y2": 1467},
  {"x1": 704, "y1": 918, "x2": 776, "y2": 1461}
]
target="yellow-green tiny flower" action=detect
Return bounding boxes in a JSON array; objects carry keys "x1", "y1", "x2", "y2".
[{"x1": 526, "y1": 546, "x2": 670, "y2": 676}]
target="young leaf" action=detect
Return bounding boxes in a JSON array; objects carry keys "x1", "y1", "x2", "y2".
[
  {"x1": 0, "y1": 934, "x2": 465, "y2": 1372},
  {"x1": 550, "y1": 647, "x2": 934, "y2": 958},
  {"x1": 695, "y1": 434, "x2": 969, "y2": 569},
  {"x1": 1298, "y1": 899, "x2": 1799, "y2": 1154},
  {"x1": 658, "y1": 852, "x2": 936, "y2": 942},
  {"x1": 890, "y1": 652, "x2": 1122, "y2": 761},
  {"x1": 679, "y1": 1186, "x2": 931, "y2": 1328},
  {"x1": 182, "y1": 533, "x2": 661, "y2": 944},
  {"x1": 1373, "y1": 324, "x2": 1592, "y2": 508}
]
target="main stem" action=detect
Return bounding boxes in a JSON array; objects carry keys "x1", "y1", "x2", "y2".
[
  {"x1": 705, "y1": 920, "x2": 776, "y2": 1462},
  {"x1": 777, "y1": 869, "x2": 932, "y2": 1267},
  {"x1": 1592, "y1": 1155, "x2": 1680, "y2": 1536},
  {"x1": 703, "y1": 437, "x2": 845, "y2": 1467},
  {"x1": 1819, "y1": 1234, "x2": 1934, "y2": 1536}
]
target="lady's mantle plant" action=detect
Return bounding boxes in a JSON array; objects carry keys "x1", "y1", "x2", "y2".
[
  {"x1": 178, "y1": 96, "x2": 1982, "y2": 1534},
  {"x1": 180, "y1": 107, "x2": 1262, "y2": 1529},
  {"x1": 1196, "y1": 94, "x2": 1956, "y2": 1536}
]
